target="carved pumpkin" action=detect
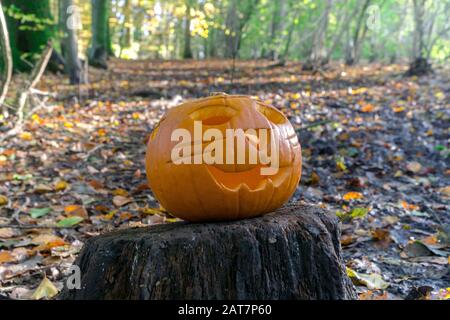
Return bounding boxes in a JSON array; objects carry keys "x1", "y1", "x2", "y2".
[{"x1": 145, "y1": 94, "x2": 301, "y2": 221}]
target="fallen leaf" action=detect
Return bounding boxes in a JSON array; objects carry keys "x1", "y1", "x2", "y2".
[
  {"x1": 64, "y1": 205, "x2": 88, "y2": 218},
  {"x1": 371, "y1": 228, "x2": 390, "y2": 241},
  {"x1": 392, "y1": 106, "x2": 405, "y2": 113},
  {"x1": 361, "y1": 103, "x2": 375, "y2": 113},
  {"x1": 56, "y1": 216, "x2": 84, "y2": 228},
  {"x1": 140, "y1": 207, "x2": 164, "y2": 216},
  {"x1": 402, "y1": 241, "x2": 448, "y2": 258},
  {"x1": 133, "y1": 183, "x2": 150, "y2": 193},
  {"x1": 346, "y1": 267, "x2": 389, "y2": 290},
  {"x1": 54, "y1": 180, "x2": 68, "y2": 191},
  {"x1": 343, "y1": 192, "x2": 363, "y2": 201},
  {"x1": 33, "y1": 239, "x2": 67, "y2": 253},
  {"x1": 88, "y1": 179, "x2": 104, "y2": 190},
  {"x1": 31, "y1": 277, "x2": 59, "y2": 300},
  {"x1": 20, "y1": 132, "x2": 33, "y2": 141},
  {"x1": 0, "y1": 195, "x2": 8, "y2": 206},
  {"x1": 406, "y1": 161, "x2": 422, "y2": 173},
  {"x1": 0, "y1": 228, "x2": 16, "y2": 238},
  {"x1": 34, "y1": 184, "x2": 53, "y2": 194},
  {"x1": 437, "y1": 186, "x2": 450, "y2": 197},
  {"x1": 30, "y1": 207, "x2": 52, "y2": 219},
  {"x1": 359, "y1": 290, "x2": 389, "y2": 300},
  {"x1": 340, "y1": 234, "x2": 355, "y2": 246},
  {"x1": 112, "y1": 188, "x2": 129, "y2": 197},
  {"x1": 113, "y1": 195, "x2": 132, "y2": 207},
  {"x1": 401, "y1": 201, "x2": 420, "y2": 211},
  {"x1": 350, "y1": 207, "x2": 369, "y2": 219},
  {"x1": 308, "y1": 171, "x2": 320, "y2": 185},
  {"x1": 0, "y1": 250, "x2": 15, "y2": 264}
]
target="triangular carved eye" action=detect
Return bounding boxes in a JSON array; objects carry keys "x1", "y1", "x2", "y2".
[
  {"x1": 256, "y1": 102, "x2": 286, "y2": 124},
  {"x1": 189, "y1": 106, "x2": 237, "y2": 125}
]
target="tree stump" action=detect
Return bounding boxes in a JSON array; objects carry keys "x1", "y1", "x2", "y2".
[{"x1": 60, "y1": 203, "x2": 356, "y2": 300}]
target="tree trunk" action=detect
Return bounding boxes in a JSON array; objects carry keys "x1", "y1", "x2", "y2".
[
  {"x1": 59, "y1": 0, "x2": 83, "y2": 84},
  {"x1": 407, "y1": 0, "x2": 432, "y2": 76},
  {"x1": 305, "y1": 0, "x2": 332, "y2": 70},
  {"x1": 183, "y1": 2, "x2": 193, "y2": 59},
  {"x1": 267, "y1": 0, "x2": 284, "y2": 60},
  {"x1": 0, "y1": 1, "x2": 13, "y2": 107},
  {"x1": 60, "y1": 204, "x2": 357, "y2": 300},
  {"x1": 118, "y1": 0, "x2": 131, "y2": 59},
  {"x1": 345, "y1": 0, "x2": 371, "y2": 66},
  {"x1": 89, "y1": 0, "x2": 110, "y2": 68},
  {"x1": 2, "y1": 0, "x2": 54, "y2": 72}
]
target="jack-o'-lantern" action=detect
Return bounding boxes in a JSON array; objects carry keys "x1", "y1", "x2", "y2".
[{"x1": 145, "y1": 94, "x2": 301, "y2": 221}]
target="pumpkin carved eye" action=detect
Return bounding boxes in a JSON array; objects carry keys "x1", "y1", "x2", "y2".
[
  {"x1": 189, "y1": 106, "x2": 236, "y2": 125},
  {"x1": 256, "y1": 103, "x2": 286, "y2": 124}
]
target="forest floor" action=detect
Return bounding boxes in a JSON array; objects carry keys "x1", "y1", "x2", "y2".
[{"x1": 0, "y1": 59, "x2": 449, "y2": 300}]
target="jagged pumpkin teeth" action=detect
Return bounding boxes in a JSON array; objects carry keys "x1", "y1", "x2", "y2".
[{"x1": 145, "y1": 94, "x2": 302, "y2": 221}]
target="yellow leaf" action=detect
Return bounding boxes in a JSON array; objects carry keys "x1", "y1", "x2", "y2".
[
  {"x1": 291, "y1": 92, "x2": 301, "y2": 99},
  {"x1": 55, "y1": 180, "x2": 68, "y2": 191},
  {"x1": 20, "y1": 131, "x2": 33, "y2": 141},
  {"x1": 0, "y1": 195, "x2": 8, "y2": 206},
  {"x1": 112, "y1": 188, "x2": 129, "y2": 197},
  {"x1": 346, "y1": 267, "x2": 389, "y2": 290},
  {"x1": 343, "y1": 192, "x2": 363, "y2": 201},
  {"x1": 393, "y1": 106, "x2": 405, "y2": 113},
  {"x1": 31, "y1": 277, "x2": 59, "y2": 300},
  {"x1": 132, "y1": 112, "x2": 142, "y2": 120},
  {"x1": 141, "y1": 207, "x2": 163, "y2": 216}
]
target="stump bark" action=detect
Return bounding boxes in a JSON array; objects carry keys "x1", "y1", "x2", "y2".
[{"x1": 61, "y1": 203, "x2": 356, "y2": 300}]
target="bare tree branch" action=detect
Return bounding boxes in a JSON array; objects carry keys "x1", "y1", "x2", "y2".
[{"x1": 0, "y1": 1, "x2": 13, "y2": 108}]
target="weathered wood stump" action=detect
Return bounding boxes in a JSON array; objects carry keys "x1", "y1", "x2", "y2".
[{"x1": 61, "y1": 203, "x2": 356, "y2": 300}]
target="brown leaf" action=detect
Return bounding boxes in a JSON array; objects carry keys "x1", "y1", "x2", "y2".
[
  {"x1": 34, "y1": 184, "x2": 53, "y2": 194},
  {"x1": 371, "y1": 228, "x2": 390, "y2": 241},
  {"x1": 359, "y1": 291, "x2": 389, "y2": 300},
  {"x1": 64, "y1": 205, "x2": 88, "y2": 218},
  {"x1": 88, "y1": 179, "x2": 104, "y2": 190},
  {"x1": 0, "y1": 228, "x2": 16, "y2": 239},
  {"x1": 406, "y1": 161, "x2": 422, "y2": 173},
  {"x1": 340, "y1": 234, "x2": 355, "y2": 246},
  {"x1": 0, "y1": 250, "x2": 15, "y2": 264},
  {"x1": 0, "y1": 195, "x2": 8, "y2": 206},
  {"x1": 133, "y1": 183, "x2": 150, "y2": 194}
]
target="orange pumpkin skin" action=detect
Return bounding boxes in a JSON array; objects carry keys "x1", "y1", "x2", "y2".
[{"x1": 145, "y1": 95, "x2": 302, "y2": 221}]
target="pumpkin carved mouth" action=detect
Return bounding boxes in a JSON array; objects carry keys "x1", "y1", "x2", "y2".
[{"x1": 206, "y1": 165, "x2": 292, "y2": 192}]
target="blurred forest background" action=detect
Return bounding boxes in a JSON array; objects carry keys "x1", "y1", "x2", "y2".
[{"x1": 0, "y1": 0, "x2": 449, "y2": 81}]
